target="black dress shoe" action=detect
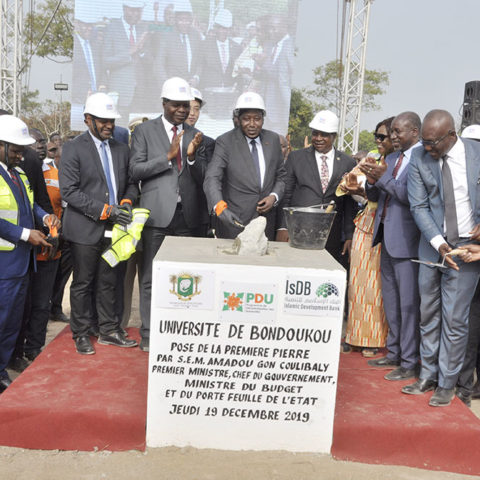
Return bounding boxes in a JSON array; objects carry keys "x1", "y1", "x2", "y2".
[
  {"x1": 24, "y1": 350, "x2": 41, "y2": 362},
  {"x1": 7, "y1": 356, "x2": 30, "y2": 373},
  {"x1": 456, "y1": 389, "x2": 472, "y2": 407},
  {"x1": 0, "y1": 376, "x2": 12, "y2": 394},
  {"x1": 402, "y1": 378, "x2": 437, "y2": 395},
  {"x1": 139, "y1": 338, "x2": 149, "y2": 352},
  {"x1": 98, "y1": 331, "x2": 138, "y2": 348},
  {"x1": 367, "y1": 356, "x2": 400, "y2": 369},
  {"x1": 429, "y1": 387, "x2": 455, "y2": 407},
  {"x1": 75, "y1": 336, "x2": 95, "y2": 355},
  {"x1": 384, "y1": 366, "x2": 417, "y2": 381}
]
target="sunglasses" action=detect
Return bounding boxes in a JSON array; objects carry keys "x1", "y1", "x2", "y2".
[
  {"x1": 48, "y1": 148, "x2": 58, "y2": 152},
  {"x1": 374, "y1": 133, "x2": 389, "y2": 142}
]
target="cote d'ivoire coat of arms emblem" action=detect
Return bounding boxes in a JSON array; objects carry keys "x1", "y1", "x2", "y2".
[{"x1": 169, "y1": 273, "x2": 202, "y2": 301}]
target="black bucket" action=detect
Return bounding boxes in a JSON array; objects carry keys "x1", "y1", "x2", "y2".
[{"x1": 283, "y1": 205, "x2": 336, "y2": 250}]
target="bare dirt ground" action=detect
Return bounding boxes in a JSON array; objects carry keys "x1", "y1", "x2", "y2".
[{"x1": 3, "y1": 279, "x2": 480, "y2": 480}]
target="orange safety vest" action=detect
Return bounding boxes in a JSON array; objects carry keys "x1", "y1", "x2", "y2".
[{"x1": 37, "y1": 162, "x2": 62, "y2": 261}]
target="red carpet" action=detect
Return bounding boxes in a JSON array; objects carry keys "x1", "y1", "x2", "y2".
[
  {"x1": 332, "y1": 351, "x2": 480, "y2": 476},
  {"x1": 0, "y1": 326, "x2": 147, "y2": 451}
]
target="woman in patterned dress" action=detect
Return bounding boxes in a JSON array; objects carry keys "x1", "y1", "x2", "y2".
[{"x1": 342, "y1": 117, "x2": 395, "y2": 357}]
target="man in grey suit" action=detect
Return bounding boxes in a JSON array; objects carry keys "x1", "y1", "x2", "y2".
[
  {"x1": 360, "y1": 112, "x2": 421, "y2": 382},
  {"x1": 276, "y1": 110, "x2": 356, "y2": 268},
  {"x1": 129, "y1": 77, "x2": 205, "y2": 352},
  {"x1": 204, "y1": 92, "x2": 286, "y2": 240},
  {"x1": 103, "y1": 0, "x2": 148, "y2": 119},
  {"x1": 59, "y1": 93, "x2": 138, "y2": 355},
  {"x1": 403, "y1": 110, "x2": 480, "y2": 407}
]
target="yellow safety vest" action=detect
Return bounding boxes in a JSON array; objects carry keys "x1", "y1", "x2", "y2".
[{"x1": 0, "y1": 167, "x2": 34, "y2": 251}]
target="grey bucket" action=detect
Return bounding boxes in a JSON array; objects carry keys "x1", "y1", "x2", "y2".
[{"x1": 283, "y1": 205, "x2": 336, "y2": 250}]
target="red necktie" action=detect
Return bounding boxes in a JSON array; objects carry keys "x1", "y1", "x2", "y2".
[
  {"x1": 8, "y1": 168, "x2": 24, "y2": 199},
  {"x1": 381, "y1": 152, "x2": 404, "y2": 221},
  {"x1": 171, "y1": 126, "x2": 182, "y2": 171},
  {"x1": 129, "y1": 26, "x2": 135, "y2": 47}
]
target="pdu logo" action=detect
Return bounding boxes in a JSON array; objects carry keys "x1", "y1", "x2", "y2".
[{"x1": 223, "y1": 292, "x2": 274, "y2": 311}]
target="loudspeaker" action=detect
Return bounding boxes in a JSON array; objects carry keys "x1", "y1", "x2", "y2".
[{"x1": 461, "y1": 81, "x2": 480, "y2": 129}]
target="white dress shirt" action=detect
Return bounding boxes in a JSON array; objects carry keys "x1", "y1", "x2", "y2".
[
  {"x1": 430, "y1": 138, "x2": 474, "y2": 250},
  {"x1": 246, "y1": 136, "x2": 278, "y2": 202},
  {"x1": 396, "y1": 141, "x2": 421, "y2": 178},
  {"x1": 216, "y1": 39, "x2": 229, "y2": 72}
]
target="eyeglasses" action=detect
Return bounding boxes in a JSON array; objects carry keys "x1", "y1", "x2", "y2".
[
  {"x1": 422, "y1": 130, "x2": 453, "y2": 147},
  {"x1": 374, "y1": 133, "x2": 389, "y2": 142}
]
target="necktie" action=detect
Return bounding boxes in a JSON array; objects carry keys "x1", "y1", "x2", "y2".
[
  {"x1": 320, "y1": 155, "x2": 329, "y2": 193},
  {"x1": 83, "y1": 39, "x2": 96, "y2": 92},
  {"x1": 220, "y1": 43, "x2": 227, "y2": 72},
  {"x1": 129, "y1": 26, "x2": 135, "y2": 47},
  {"x1": 100, "y1": 142, "x2": 116, "y2": 204},
  {"x1": 250, "y1": 139, "x2": 262, "y2": 187},
  {"x1": 380, "y1": 152, "x2": 404, "y2": 221},
  {"x1": 172, "y1": 126, "x2": 182, "y2": 171},
  {"x1": 442, "y1": 155, "x2": 459, "y2": 245},
  {"x1": 8, "y1": 168, "x2": 24, "y2": 199}
]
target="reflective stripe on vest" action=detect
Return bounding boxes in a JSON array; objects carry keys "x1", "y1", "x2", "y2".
[{"x1": 0, "y1": 168, "x2": 34, "y2": 251}]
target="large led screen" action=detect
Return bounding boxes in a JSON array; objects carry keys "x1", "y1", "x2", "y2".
[{"x1": 71, "y1": 0, "x2": 299, "y2": 138}]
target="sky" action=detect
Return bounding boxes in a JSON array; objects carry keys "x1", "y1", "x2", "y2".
[{"x1": 29, "y1": 0, "x2": 480, "y2": 132}]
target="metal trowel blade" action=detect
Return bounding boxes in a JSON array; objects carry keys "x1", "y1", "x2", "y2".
[{"x1": 411, "y1": 259, "x2": 447, "y2": 268}]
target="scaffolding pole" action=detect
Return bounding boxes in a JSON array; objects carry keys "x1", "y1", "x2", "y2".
[{"x1": 0, "y1": 0, "x2": 23, "y2": 115}]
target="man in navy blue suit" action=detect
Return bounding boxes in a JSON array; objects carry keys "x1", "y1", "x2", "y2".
[
  {"x1": 361, "y1": 112, "x2": 422, "y2": 382},
  {"x1": 0, "y1": 116, "x2": 59, "y2": 393}
]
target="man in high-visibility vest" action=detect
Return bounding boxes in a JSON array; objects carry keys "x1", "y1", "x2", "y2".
[{"x1": 0, "y1": 115, "x2": 60, "y2": 393}]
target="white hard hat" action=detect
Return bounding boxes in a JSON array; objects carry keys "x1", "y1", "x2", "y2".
[
  {"x1": 161, "y1": 77, "x2": 194, "y2": 101},
  {"x1": 190, "y1": 87, "x2": 205, "y2": 105},
  {"x1": 0, "y1": 115, "x2": 35, "y2": 146},
  {"x1": 461, "y1": 124, "x2": 480, "y2": 140},
  {"x1": 83, "y1": 92, "x2": 121, "y2": 119},
  {"x1": 123, "y1": 0, "x2": 144, "y2": 8},
  {"x1": 174, "y1": 0, "x2": 192, "y2": 13},
  {"x1": 214, "y1": 9, "x2": 232, "y2": 28},
  {"x1": 309, "y1": 110, "x2": 339, "y2": 133},
  {"x1": 235, "y1": 92, "x2": 266, "y2": 114}
]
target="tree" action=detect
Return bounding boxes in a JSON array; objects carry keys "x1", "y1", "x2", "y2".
[
  {"x1": 308, "y1": 59, "x2": 389, "y2": 113},
  {"x1": 24, "y1": 0, "x2": 74, "y2": 61},
  {"x1": 21, "y1": 98, "x2": 72, "y2": 139},
  {"x1": 357, "y1": 129, "x2": 377, "y2": 153},
  {"x1": 288, "y1": 88, "x2": 315, "y2": 150}
]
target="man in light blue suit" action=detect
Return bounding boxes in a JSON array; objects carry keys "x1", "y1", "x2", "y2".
[
  {"x1": 360, "y1": 112, "x2": 422, "y2": 382},
  {"x1": 404, "y1": 110, "x2": 480, "y2": 407}
]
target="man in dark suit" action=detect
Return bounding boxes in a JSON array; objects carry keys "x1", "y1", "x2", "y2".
[
  {"x1": 360, "y1": 112, "x2": 422, "y2": 382},
  {"x1": 261, "y1": 15, "x2": 294, "y2": 135},
  {"x1": 0, "y1": 115, "x2": 58, "y2": 392},
  {"x1": 204, "y1": 92, "x2": 286, "y2": 240},
  {"x1": 277, "y1": 110, "x2": 356, "y2": 268},
  {"x1": 403, "y1": 110, "x2": 480, "y2": 407},
  {"x1": 151, "y1": 2, "x2": 202, "y2": 96},
  {"x1": 185, "y1": 88, "x2": 215, "y2": 237},
  {"x1": 129, "y1": 77, "x2": 206, "y2": 352},
  {"x1": 59, "y1": 93, "x2": 138, "y2": 355},
  {"x1": 72, "y1": 17, "x2": 104, "y2": 104},
  {"x1": 103, "y1": 0, "x2": 148, "y2": 118},
  {"x1": 198, "y1": 9, "x2": 241, "y2": 90}
]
